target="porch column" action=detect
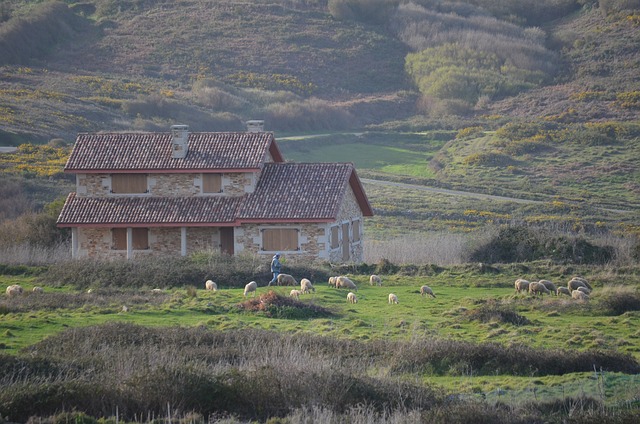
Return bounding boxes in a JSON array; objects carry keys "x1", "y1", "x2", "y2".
[
  {"x1": 71, "y1": 228, "x2": 78, "y2": 258},
  {"x1": 126, "y1": 228, "x2": 133, "y2": 260},
  {"x1": 181, "y1": 227, "x2": 187, "y2": 256}
]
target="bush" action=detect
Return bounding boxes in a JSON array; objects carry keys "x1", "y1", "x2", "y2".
[{"x1": 598, "y1": 285, "x2": 640, "y2": 315}]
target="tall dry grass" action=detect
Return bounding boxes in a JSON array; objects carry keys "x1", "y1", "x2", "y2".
[{"x1": 365, "y1": 232, "x2": 471, "y2": 265}]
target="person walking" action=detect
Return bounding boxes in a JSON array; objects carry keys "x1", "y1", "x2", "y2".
[{"x1": 268, "y1": 253, "x2": 282, "y2": 286}]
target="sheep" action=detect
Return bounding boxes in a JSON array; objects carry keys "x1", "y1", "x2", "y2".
[
  {"x1": 514, "y1": 279, "x2": 530, "y2": 293},
  {"x1": 576, "y1": 286, "x2": 591, "y2": 295},
  {"x1": 369, "y1": 274, "x2": 382, "y2": 286},
  {"x1": 32, "y1": 286, "x2": 44, "y2": 294},
  {"x1": 571, "y1": 276, "x2": 592, "y2": 290},
  {"x1": 276, "y1": 273, "x2": 298, "y2": 286},
  {"x1": 529, "y1": 281, "x2": 550, "y2": 296},
  {"x1": 556, "y1": 286, "x2": 571, "y2": 296},
  {"x1": 388, "y1": 293, "x2": 399, "y2": 304},
  {"x1": 243, "y1": 281, "x2": 258, "y2": 297},
  {"x1": 205, "y1": 280, "x2": 217, "y2": 291},
  {"x1": 151, "y1": 288, "x2": 163, "y2": 294},
  {"x1": 347, "y1": 292, "x2": 357, "y2": 304},
  {"x1": 568, "y1": 278, "x2": 588, "y2": 291},
  {"x1": 539, "y1": 280, "x2": 557, "y2": 295},
  {"x1": 335, "y1": 276, "x2": 357, "y2": 291},
  {"x1": 6, "y1": 284, "x2": 24, "y2": 297},
  {"x1": 290, "y1": 289, "x2": 302, "y2": 300},
  {"x1": 571, "y1": 289, "x2": 589, "y2": 301},
  {"x1": 420, "y1": 285, "x2": 436, "y2": 298},
  {"x1": 328, "y1": 276, "x2": 337, "y2": 287},
  {"x1": 300, "y1": 278, "x2": 315, "y2": 294}
]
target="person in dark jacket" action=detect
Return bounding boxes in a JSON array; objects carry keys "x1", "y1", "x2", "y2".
[{"x1": 268, "y1": 253, "x2": 282, "y2": 286}]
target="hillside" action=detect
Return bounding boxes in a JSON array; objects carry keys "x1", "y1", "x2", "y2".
[{"x1": 0, "y1": 0, "x2": 638, "y2": 145}]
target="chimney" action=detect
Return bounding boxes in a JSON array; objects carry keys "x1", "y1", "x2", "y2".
[
  {"x1": 246, "y1": 120, "x2": 264, "y2": 133},
  {"x1": 170, "y1": 124, "x2": 189, "y2": 159}
]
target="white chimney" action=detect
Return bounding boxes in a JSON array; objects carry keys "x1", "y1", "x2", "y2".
[
  {"x1": 171, "y1": 124, "x2": 189, "y2": 159},
  {"x1": 246, "y1": 120, "x2": 264, "y2": 133}
]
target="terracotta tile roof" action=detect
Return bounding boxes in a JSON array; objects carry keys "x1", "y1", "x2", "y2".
[
  {"x1": 65, "y1": 132, "x2": 282, "y2": 171},
  {"x1": 238, "y1": 163, "x2": 372, "y2": 221},
  {"x1": 57, "y1": 193, "x2": 244, "y2": 226}
]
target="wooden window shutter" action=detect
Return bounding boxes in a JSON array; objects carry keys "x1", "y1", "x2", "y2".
[
  {"x1": 202, "y1": 174, "x2": 222, "y2": 193},
  {"x1": 262, "y1": 228, "x2": 299, "y2": 251},
  {"x1": 132, "y1": 228, "x2": 149, "y2": 250},
  {"x1": 112, "y1": 228, "x2": 127, "y2": 250},
  {"x1": 352, "y1": 220, "x2": 361, "y2": 242},
  {"x1": 331, "y1": 226, "x2": 340, "y2": 249},
  {"x1": 112, "y1": 174, "x2": 147, "y2": 194}
]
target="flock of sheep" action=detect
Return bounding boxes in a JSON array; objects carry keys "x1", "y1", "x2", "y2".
[
  {"x1": 5, "y1": 275, "x2": 593, "y2": 306},
  {"x1": 228, "y1": 273, "x2": 437, "y2": 306},
  {"x1": 514, "y1": 276, "x2": 593, "y2": 301}
]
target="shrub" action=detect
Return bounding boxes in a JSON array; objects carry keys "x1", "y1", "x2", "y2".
[
  {"x1": 598, "y1": 285, "x2": 640, "y2": 315},
  {"x1": 462, "y1": 151, "x2": 513, "y2": 167},
  {"x1": 465, "y1": 299, "x2": 532, "y2": 326},
  {"x1": 237, "y1": 290, "x2": 333, "y2": 319}
]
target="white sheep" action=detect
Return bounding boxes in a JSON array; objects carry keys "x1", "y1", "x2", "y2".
[
  {"x1": 335, "y1": 276, "x2": 357, "y2": 291},
  {"x1": 571, "y1": 289, "x2": 589, "y2": 301},
  {"x1": 243, "y1": 281, "x2": 258, "y2": 297},
  {"x1": 205, "y1": 280, "x2": 218, "y2": 291},
  {"x1": 300, "y1": 278, "x2": 315, "y2": 294},
  {"x1": 420, "y1": 285, "x2": 436, "y2": 298},
  {"x1": 276, "y1": 273, "x2": 298, "y2": 286},
  {"x1": 571, "y1": 276, "x2": 592, "y2": 290},
  {"x1": 347, "y1": 292, "x2": 357, "y2": 304},
  {"x1": 529, "y1": 281, "x2": 550, "y2": 296},
  {"x1": 151, "y1": 288, "x2": 163, "y2": 294},
  {"x1": 568, "y1": 278, "x2": 588, "y2": 291},
  {"x1": 369, "y1": 275, "x2": 382, "y2": 286},
  {"x1": 290, "y1": 289, "x2": 302, "y2": 300},
  {"x1": 539, "y1": 280, "x2": 557, "y2": 295},
  {"x1": 328, "y1": 276, "x2": 338, "y2": 287},
  {"x1": 514, "y1": 279, "x2": 530, "y2": 293},
  {"x1": 556, "y1": 286, "x2": 571, "y2": 296},
  {"x1": 32, "y1": 286, "x2": 44, "y2": 294},
  {"x1": 576, "y1": 286, "x2": 591, "y2": 295},
  {"x1": 6, "y1": 284, "x2": 24, "y2": 297},
  {"x1": 388, "y1": 293, "x2": 399, "y2": 304}
]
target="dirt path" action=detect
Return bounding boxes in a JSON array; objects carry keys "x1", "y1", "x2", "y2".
[{"x1": 361, "y1": 178, "x2": 633, "y2": 214}]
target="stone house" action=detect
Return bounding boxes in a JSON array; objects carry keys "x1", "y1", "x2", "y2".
[{"x1": 57, "y1": 124, "x2": 373, "y2": 263}]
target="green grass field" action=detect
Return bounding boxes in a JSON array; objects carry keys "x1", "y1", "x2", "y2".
[{"x1": 3, "y1": 271, "x2": 639, "y2": 408}]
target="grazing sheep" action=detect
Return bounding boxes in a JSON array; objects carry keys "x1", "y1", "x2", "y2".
[
  {"x1": 6, "y1": 284, "x2": 24, "y2": 297},
  {"x1": 290, "y1": 289, "x2": 302, "y2": 300},
  {"x1": 32, "y1": 286, "x2": 44, "y2": 294},
  {"x1": 571, "y1": 289, "x2": 589, "y2": 301},
  {"x1": 514, "y1": 279, "x2": 530, "y2": 293},
  {"x1": 243, "y1": 281, "x2": 258, "y2": 297},
  {"x1": 420, "y1": 285, "x2": 436, "y2": 298},
  {"x1": 539, "y1": 280, "x2": 557, "y2": 295},
  {"x1": 347, "y1": 292, "x2": 357, "y2": 304},
  {"x1": 335, "y1": 276, "x2": 357, "y2": 291},
  {"x1": 205, "y1": 280, "x2": 217, "y2": 291},
  {"x1": 576, "y1": 286, "x2": 591, "y2": 295},
  {"x1": 557, "y1": 286, "x2": 571, "y2": 296},
  {"x1": 300, "y1": 278, "x2": 315, "y2": 294},
  {"x1": 276, "y1": 273, "x2": 298, "y2": 286},
  {"x1": 388, "y1": 293, "x2": 399, "y2": 304},
  {"x1": 568, "y1": 278, "x2": 588, "y2": 291},
  {"x1": 328, "y1": 276, "x2": 338, "y2": 287},
  {"x1": 529, "y1": 281, "x2": 551, "y2": 296},
  {"x1": 571, "y1": 276, "x2": 592, "y2": 290},
  {"x1": 369, "y1": 275, "x2": 382, "y2": 286}
]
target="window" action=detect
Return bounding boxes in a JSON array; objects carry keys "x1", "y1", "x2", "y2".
[
  {"x1": 111, "y1": 174, "x2": 147, "y2": 194},
  {"x1": 352, "y1": 219, "x2": 361, "y2": 242},
  {"x1": 202, "y1": 174, "x2": 222, "y2": 193},
  {"x1": 112, "y1": 228, "x2": 127, "y2": 250},
  {"x1": 111, "y1": 228, "x2": 149, "y2": 250},
  {"x1": 262, "y1": 228, "x2": 299, "y2": 251},
  {"x1": 330, "y1": 225, "x2": 340, "y2": 249}
]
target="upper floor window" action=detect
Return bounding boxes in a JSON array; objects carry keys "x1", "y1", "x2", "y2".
[
  {"x1": 202, "y1": 174, "x2": 222, "y2": 194},
  {"x1": 111, "y1": 174, "x2": 147, "y2": 194}
]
